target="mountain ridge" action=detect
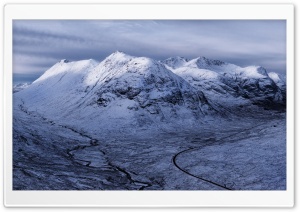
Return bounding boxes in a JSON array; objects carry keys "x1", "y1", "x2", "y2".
[{"x1": 15, "y1": 51, "x2": 286, "y2": 130}]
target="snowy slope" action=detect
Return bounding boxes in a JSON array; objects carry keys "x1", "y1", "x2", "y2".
[
  {"x1": 268, "y1": 72, "x2": 286, "y2": 89},
  {"x1": 172, "y1": 66, "x2": 249, "y2": 112},
  {"x1": 16, "y1": 58, "x2": 99, "y2": 115}
]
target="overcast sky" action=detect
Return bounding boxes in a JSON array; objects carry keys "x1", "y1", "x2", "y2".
[{"x1": 13, "y1": 20, "x2": 286, "y2": 76}]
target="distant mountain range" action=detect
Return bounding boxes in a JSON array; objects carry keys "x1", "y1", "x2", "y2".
[{"x1": 14, "y1": 51, "x2": 286, "y2": 129}]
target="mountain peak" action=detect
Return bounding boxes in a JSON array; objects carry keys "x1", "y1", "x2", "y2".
[
  {"x1": 194, "y1": 56, "x2": 226, "y2": 67},
  {"x1": 110, "y1": 50, "x2": 131, "y2": 57},
  {"x1": 165, "y1": 56, "x2": 188, "y2": 62},
  {"x1": 60, "y1": 59, "x2": 70, "y2": 63},
  {"x1": 162, "y1": 56, "x2": 188, "y2": 69},
  {"x1": 104, "y1": 51, "x2": 134, "y2": 63}
]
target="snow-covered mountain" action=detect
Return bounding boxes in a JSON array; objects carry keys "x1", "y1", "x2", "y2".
[
  {"x1": 162, "y1": 56, "x2": 286, "y2": 111},
  {"x1": 15, "y1": 52, "x2": 216, "y2": 131},
  {"x1": 15, "y1": 51, "x2": 286, "y2": 132}
]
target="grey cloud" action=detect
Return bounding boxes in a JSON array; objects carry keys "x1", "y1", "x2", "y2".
[{"x1": 13, "y1": 20, "x2": 286, "y2": 75}]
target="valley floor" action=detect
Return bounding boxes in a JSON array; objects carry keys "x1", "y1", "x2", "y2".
[{"x1": 13, "y1": 101, "x2": 286, "y2": 190}]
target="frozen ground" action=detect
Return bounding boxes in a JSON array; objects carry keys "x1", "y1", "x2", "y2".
[{"x1": 13, "y1": 98, "x2": 286, "y2": 190}]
